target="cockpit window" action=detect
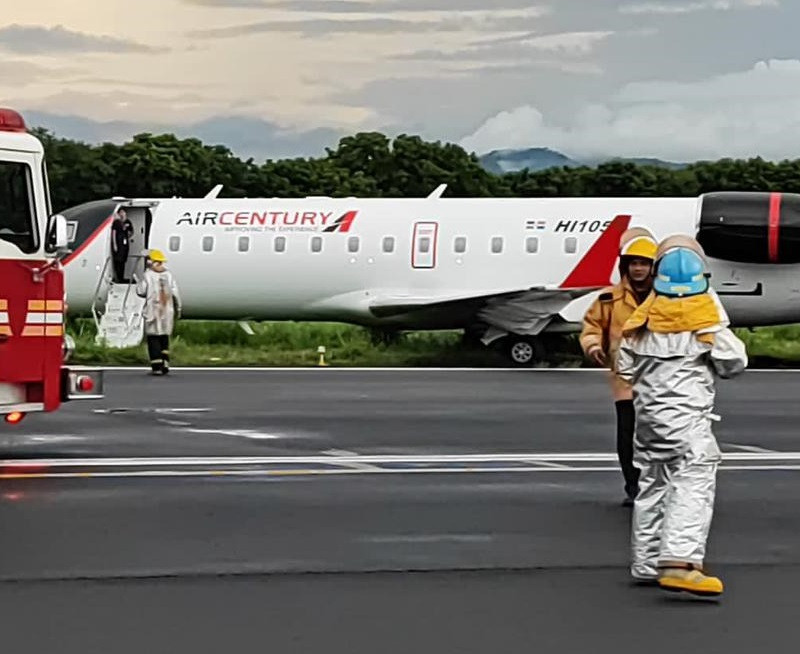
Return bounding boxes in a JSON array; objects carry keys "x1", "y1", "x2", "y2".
[{"x1": 0, "y1": 161, "x2": 37, "y2": 254}]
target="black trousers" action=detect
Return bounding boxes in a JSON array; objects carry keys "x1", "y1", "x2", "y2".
[
  {"x1": 146, "y1": 334, "x2": 170, "y2": 373},
  {"x1": 112, "y1": 251, "x2": 128, "y2": 283},
  {"x1": 615, "y1": 399, "x2": 640, "y2": 498}
]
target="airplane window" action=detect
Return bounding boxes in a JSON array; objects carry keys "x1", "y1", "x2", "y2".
[
  {"x1": 275, "y1": 236, "x2": 286, "y2": 252},
  {"x1": 419, "y1": 237, "x2": 431, "y2": 254},
  {"x1": 238, "y1": 236, "x2": 250, "y2": 252},
  {"x1": 564, "y1": 237, "x2": 577, "y2": 254},
  {"x1": 454, "y1": 236, "x2": 466, "y2": 253},
  {"x1": 491, "y1": 236, "x2": 503, "y2": 253},
  {"x1": 169, "y1": 235, "x2": 180, "y2": 252},
  {"x1": 348, "y1": 236, "x2": 359, "y2": 253},
  {"x1": 526, "y1": 236, "x2": 539, "y2": 254},
  {"x1": 311, "y1": 236, "x2": 322, "y2": 253},
  {"x1": 202, "y1": 236, "x2": 214, "y2": 252},
  {"x1": 382, "y1": 236, "x2": 395, "y2": 253}
]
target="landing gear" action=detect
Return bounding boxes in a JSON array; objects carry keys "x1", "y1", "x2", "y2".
[{"x1": 504, "y1": 336, "x2": 546, "y2": 366}]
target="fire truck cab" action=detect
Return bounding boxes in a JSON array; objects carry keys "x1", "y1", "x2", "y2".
[{"x1": 0, "y1": 107, "x2": 103, "y2": 424}]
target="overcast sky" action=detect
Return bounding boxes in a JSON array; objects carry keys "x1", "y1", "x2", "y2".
[{"x1": 2, "y1": 0, "x2": 799, "y2": 161}]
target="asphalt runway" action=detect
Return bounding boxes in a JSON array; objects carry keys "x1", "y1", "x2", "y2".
[{"x1": 1, "y1": 368, "x2": 799, "y2": 652}]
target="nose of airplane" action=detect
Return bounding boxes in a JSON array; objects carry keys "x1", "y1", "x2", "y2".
[{"x1": 58, "y1": 199, "x2": 119, "y2": 266}]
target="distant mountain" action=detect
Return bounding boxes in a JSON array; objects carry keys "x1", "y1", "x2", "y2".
[
  {"x1": 478, "y1": 148, "x2": 581, "y2": 174},
  {"x1": 479, "y1": 148, "x2": 687, "y2": 174}
]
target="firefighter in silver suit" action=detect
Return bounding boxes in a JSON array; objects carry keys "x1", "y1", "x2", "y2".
[{"x1": 615, "y1": 234, "x2": 748, "y2": 597}]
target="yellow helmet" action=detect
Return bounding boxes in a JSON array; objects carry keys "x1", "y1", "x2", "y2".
[
  {"x1": 148, "y1": 249, "x2": 167, "y2": 262},
  {"x1": 619, "y1": 227, "x2": 657, "y2": 261}
]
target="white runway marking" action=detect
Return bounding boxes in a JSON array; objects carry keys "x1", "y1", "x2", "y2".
[
  {"x1": 527, "y1": 460, "x2": 571, "y2": 469},
  {"x1": 182, "y1": 428, "x2": 281, "y2": 440},
  {"x1": 322, "y1": 448, "x2": 381, "y2": 470},
  {"x1": 96, "y1": 366, "x2": 797, "y2": 373},
  {"x1": 2, "y1": 465, "x2": 800, "y2": 481},
  {"x1": 1, "y1": 434, "x2": 83, "y2": 444},
  {"x1": 157, "y1": 419, "x2": 193, "y2": 427},
  {"x1": 364, "y1": 534, "x2": 494, "y2": 544},
  {"x1": 4, "y1": 451, "x2": 800, "y2": 467},
  {"x1": 1, "y1": 451, "x2": 800, "y2": 481},
  {"x1": 93, "y1": 407, "x2": 213, "y2": 415},
  {"x1": 724, "y1": 444, "x2": 777, "y2": 454}
]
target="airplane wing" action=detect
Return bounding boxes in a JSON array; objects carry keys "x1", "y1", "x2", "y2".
[
  {"x1": 367, "y1": 213, "x2": 632, "y2": 326},
  {"x1": 368, "y1": 286, "x2": 593, "y2": 318}
]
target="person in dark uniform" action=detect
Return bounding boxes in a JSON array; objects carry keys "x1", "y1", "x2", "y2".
[{"x1": 110, "y1": 209, "x2": 134, "y2": 283}]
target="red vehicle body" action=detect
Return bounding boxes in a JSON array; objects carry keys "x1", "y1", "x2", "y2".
[{"x1": 0, "y1": 108, "x2": 103, "y2": 424}]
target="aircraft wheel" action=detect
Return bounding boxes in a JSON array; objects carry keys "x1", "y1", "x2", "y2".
[{"x1": 505, "y1": 337, "x2": 545, "y2": 366}]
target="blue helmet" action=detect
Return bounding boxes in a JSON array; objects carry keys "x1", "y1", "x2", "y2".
[{"x1": 653, "y1": 247, "x2": 709, "y2": 297}]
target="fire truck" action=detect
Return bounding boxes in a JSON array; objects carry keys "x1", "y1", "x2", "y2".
[{"x1": 0, "y1": 107, "x2": 103, "y2": 424}]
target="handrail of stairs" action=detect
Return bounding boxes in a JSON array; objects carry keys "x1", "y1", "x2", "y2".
[
  {"x1": 90, "y1": 255, "x2": 112, "y2": 336},
  {"x1": 120, "y1": 255, "x2": 147, "y2": 332}
]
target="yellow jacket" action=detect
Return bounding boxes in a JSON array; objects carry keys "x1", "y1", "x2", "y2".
[{"x1": 580, "y1": 277, "x2": 649, "y2": 400}]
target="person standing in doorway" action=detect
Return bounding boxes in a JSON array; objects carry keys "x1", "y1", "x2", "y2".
[
  {"x1": 110, "y1": 208, "x2": 134, "y2": 283},
  {"x1": 580, "y1": 227, "x2": 658, "y2": 506},
  {"x1": 135, "y1": 249, "x2": 182, "y2": 375}
]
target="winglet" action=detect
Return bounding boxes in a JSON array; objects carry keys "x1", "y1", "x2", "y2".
[
  {"x1": 204, "y1": 184, "x2": 223, "y2": 199},
  {"x1": 559, "y1": 214, "x2": 632, "y2": 289},
  {"x1": 427, "y1": 184, "x2": 447, "y2": 199}
]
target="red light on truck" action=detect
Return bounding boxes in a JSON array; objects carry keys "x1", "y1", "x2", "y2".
[
  {"x1": 0, "y1": 108, "x2": 26, "y2": 133},
  {"x1": 77, "y1": 376, "x2": 94, "y2": 392},
  {"x1": 4, "y1": 412, "x2": 25, "y2": 424}
]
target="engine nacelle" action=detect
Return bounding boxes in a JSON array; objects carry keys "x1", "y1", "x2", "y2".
[{"x1": 697, "y1": 191, "x2": 800, "y2": 264}]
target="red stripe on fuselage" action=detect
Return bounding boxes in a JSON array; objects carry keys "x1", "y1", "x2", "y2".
[
  {"x1": 61, "y1": 215, "x2": 113, "y2": 267},
  {"x1": 768, "y1": 192, "x2": 781, "y2": 263}
]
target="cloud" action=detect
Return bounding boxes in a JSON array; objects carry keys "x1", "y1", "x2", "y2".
[
  {"x1": 458, "y1": 59, "x2": 800, "y2": 161},
  {"x1": 62, "y1": 78, "x2": 202, "y2": 90},
  {"x1": 619, "y1": 0, "x2": 778, "y2": 15},
  {"x1": 24, "y1": 111, "x2": 342, "y2": 161},
  {"x1": 0, "y1": 60, "x2": 81, "y2": 87},
  {"x1": 183, "y1": 0, "x2": 276, "y2": 6},
  {"x1": 392, "y1": 30, "x2": 615, "y2": 74},
  {"x1": 191, "y1": 7, "x2": 549, "y2": 37},
  {"x1": 500, "y1": 30, "x2": 615, "y2": 55},
  {"x1": 0, "y1": 24, "x2": 166, "y2": 55},
  {"x1": 437, "y1": 60, "x2": 604, "y2": 76},
  {"x1": 184, "y1": 0, "x2": 540, "y2": 10}
]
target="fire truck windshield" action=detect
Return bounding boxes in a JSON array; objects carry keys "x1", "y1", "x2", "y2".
[{"x1": 0, "y1": 160, "x2": 37, "y2": 254}]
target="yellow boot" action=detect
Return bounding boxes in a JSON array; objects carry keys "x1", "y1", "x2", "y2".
[{"x1": 658, "y1": 563, "x2": 723, "y2": 597}]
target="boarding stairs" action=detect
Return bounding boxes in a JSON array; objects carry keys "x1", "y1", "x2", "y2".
[{"x1": 91, "y1": 256, "x2": 147, "y2": 349}]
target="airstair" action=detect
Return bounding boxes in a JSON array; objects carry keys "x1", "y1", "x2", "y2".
[{"x1": 91, "y1": 256, "x2": 147, "y2": 348}]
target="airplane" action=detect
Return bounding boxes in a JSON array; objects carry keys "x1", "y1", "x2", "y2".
[{"x1": 56, "y1": 184, "x2": 800, "y2": 364}]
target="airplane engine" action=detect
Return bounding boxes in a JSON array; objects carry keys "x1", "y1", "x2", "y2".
[{"x1": 697, "y1": 191, "x2": 800, "y2": 264}]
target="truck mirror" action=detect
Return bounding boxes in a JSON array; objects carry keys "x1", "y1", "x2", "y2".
[{"x1": 45, "y1": 213, "x2": 70, "y2": 255}]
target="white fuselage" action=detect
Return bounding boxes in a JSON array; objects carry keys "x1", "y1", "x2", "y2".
[{"x1": 62, "y1": 195, "x2": 800, "y2": 331}]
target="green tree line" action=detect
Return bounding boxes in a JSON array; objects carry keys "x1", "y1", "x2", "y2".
[{"x1": 29, "y1": 127, "x2": 800, "y2": 213}]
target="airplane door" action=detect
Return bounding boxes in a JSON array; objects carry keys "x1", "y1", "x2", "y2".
[{"x1": 412, "y1": 221, "x2": 438, "y2": 269}]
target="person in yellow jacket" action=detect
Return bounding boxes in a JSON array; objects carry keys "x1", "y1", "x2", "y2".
[{"x1": 579, "y1": 227, "x2": 658, "y2": 506}]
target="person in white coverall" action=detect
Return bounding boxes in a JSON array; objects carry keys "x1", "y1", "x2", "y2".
[
  {"x1": 615, "y1": 234, "x2": 748, "y2": 597},
  {"x1": 135, "y1": 248, "x2": 182, "y2": 375}
]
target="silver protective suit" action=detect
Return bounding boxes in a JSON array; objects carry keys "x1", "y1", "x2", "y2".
[{"x1": 616, "y1": 296, "x2": 747, "y2": 580}]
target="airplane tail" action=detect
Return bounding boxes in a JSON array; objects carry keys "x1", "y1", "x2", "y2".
[{"x1": 558, "y1": 214, "x2": 632, "y2": 289}]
